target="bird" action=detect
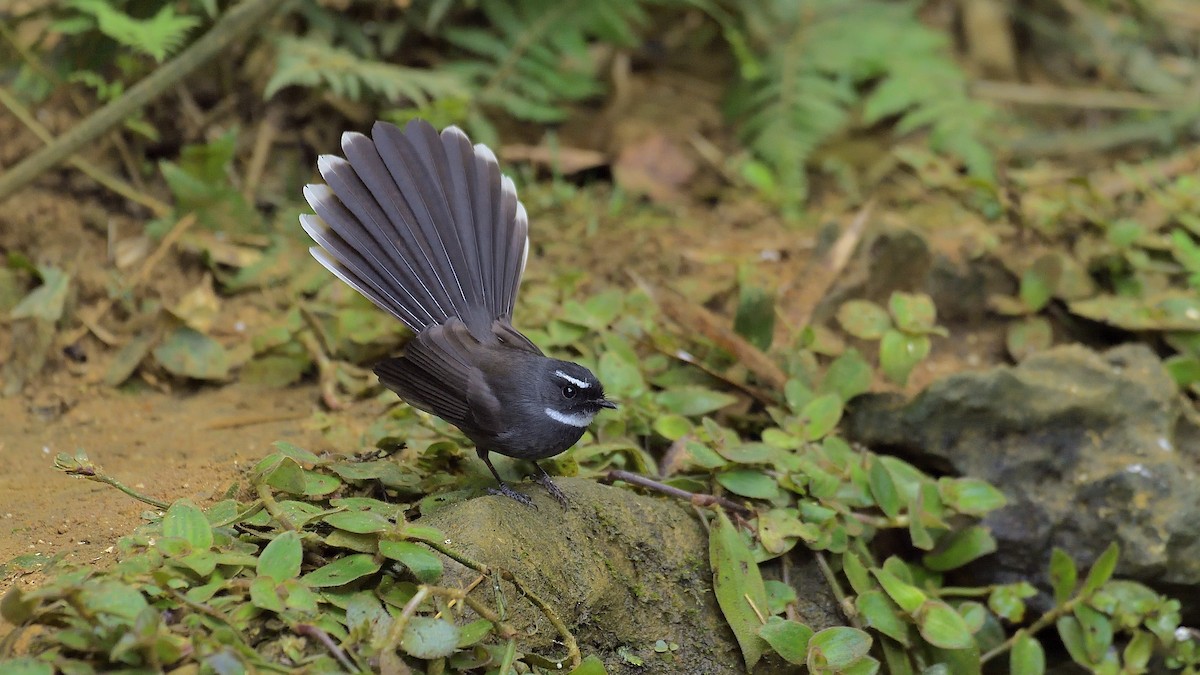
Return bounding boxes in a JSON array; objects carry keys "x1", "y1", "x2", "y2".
[{"x1": 299, "y1": 119, "x2": 615, "y2": 506}]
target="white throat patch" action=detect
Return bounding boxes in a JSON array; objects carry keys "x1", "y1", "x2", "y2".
[
  {"x1": 543, "y1": 407, "x2": 595, "y2": 428},
  {"x1": 553, "y1": 370, "x2": 591, "y2": 389}
]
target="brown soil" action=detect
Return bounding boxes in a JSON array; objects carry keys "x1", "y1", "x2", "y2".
[{"x1": 0, "y1": 382, "x2": 331, "y2": 631}]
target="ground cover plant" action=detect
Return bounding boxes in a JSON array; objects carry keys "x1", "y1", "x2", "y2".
[{"x1": 2, "y1": 0, "x2": 1200, "y2": 673}]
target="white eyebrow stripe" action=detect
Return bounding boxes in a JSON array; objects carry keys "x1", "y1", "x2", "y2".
[
  {"x1": 543, "y1": 407, "x2": 595, "y2": 428},
  {"x1": 553, "y1": 370, "x2": 591, "y2": 389}
]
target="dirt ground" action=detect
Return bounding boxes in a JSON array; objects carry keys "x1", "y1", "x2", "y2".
[{"x1": 0, "y1": 381, "x2": 328, "y2": 633}]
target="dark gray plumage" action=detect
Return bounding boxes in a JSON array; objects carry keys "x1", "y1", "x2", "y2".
[{"x1": 301, "y1": 120, "x2": 614, "y2": 505}]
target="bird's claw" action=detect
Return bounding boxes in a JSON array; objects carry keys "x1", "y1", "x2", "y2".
[
  {"x1": 534, "y1": 471, "x2": 570, "y2": 508},
  {"x1": 487, "y1": 482, "x2": 537, "y2": 508}
]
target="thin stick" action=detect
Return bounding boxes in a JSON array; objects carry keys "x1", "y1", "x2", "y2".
[
  {"x1": 62, "y1": 213, "x2": 197, "y2": 346},
  {"x1": 780, "y1": 199, "x2": 872, "y2": 332},
  {"x1": 204, "y1": 410, "x2": 312, "y2": 430},
  {"x1": 242, "y1": 105, "x2": 283, "y2": 203},
  {"x1": 255, "y1": 484, "x2": 297, "y2": 532},
  {"x1": 501, "y1": 570, "x2": 581, "y2": 669},
  {"x1": 295, "y1": 623, "x2": 359, "y2": 673},
  {"x1": 633, "y1": 274, "x2": 789, "y2": 391},
  {"x1": 0, "y1": 86, "x2": 171, "y2": 216},
  {"x1": 0, "y1": 0, "x2": 290, "y2": 204},
  {"x1": 603, "y1": 469, "x2": 752, "y2": 516},
  {"x1": 54, "y1": 453, "x2": 171, "y2": 510}
]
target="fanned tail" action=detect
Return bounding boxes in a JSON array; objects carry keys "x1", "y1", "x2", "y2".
[{"x1": 300, "y1": 119, "x2": 529, "y2": 337}]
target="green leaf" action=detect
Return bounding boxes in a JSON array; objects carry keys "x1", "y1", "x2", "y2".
[
  {"x1": 879, "y1": 329, "x2": 930, "y2": 386},
  {"x1": 800, "y1": 393, "x2": 842, "y2": 441},
  {"x1": 868, "y1": 459, "x2": 901, "y2": 520},
  {"x1": 249, "y1": 576, "x2": 285, "y2": 613},
  {"x1": 10, "y1": 266, "x2": 69, "y2": 322},
  {"x1": 653, "y1": 414, "x2": 692, "y2": 441},
  {"x1": 1010, "y1": 632, "x2": 1044, "y2": 675},
  {"x1": 937, "y1": 477, "x2": 1007, "y2": 515},
  {"x1": 1122, "y1": 630, "x2": 1154, "y2": 671},
  {"x1": 922, "y1": 526, "x2": 997, "y2": 571},
  {"x1": 1081, "y1": 542, "x2": 1119, "y2": 595},
  {"x1": 598, "y1": 351, "x2": 645, "y2": 397},
  {"x1": 302, "y1": 554, "x2": 381, "y2": 588},
  {"x1": 837, "y1": 300, "x2": 891, "y2": 339},
  {"x1": 324, "y1": 511, "x2": 391, "y2": 534},
  {"x1": 872, "y1": 565, "x2": 926, "y2": 614},
  {"x1": 888, "y1": 292, "x2": 939, "y2": 334},
  {"x1": 855, "y1": 590, "x2": 910, "y2": 645},
  {"x1": 915, "y1": 600, "x2": 974, "y2": 649},
  {"x1": 401, "y1": 616, "x2": 461, "y2": 659},
  {"x1": 841, "y1": 552, "x2": 873, "y2": 596},
  {"x1": 457, "y1": 618, "x2": 494, "y2": 648},
  {"x1": 257, "y1": 531, "x2": 302, "y2": 581},
  {"x1": 379, "y1": 540, "x2": 443, "y2": 583},
  {"x1": 262, "y1": 456, "x2": 307, "y2": 495},
  {"x1": 1056, "y1": 616, "x2": 1092, "y2": 667},
  {"x1": 1049, "y1": 548, "x2": 1077, "y2": 605},
  {"x1": 162, "y1": 499, "x2": 213, "y2": 550},
  {"x1": 807, "y1": 626, "x2": 873, "y2": 671},
  {"x1": 710, "y1": 509, "x2": 769, "y2": 670},
  {"x1": 988, "y1": 582, "x2": 1036, "y2": 623},
  {"x1": 716, "y1": 469, "x2": 781, "y2": 500},
  {"x1": 734, "y1": 285, "x2": 776, "y2": 351},
  {"x1": 568, "y1": 655, "x2": 609, "y2": 675},
  {"x1": 758, "y1": 616, "x2": 813, "y2": 664},
  {"x1": 1006, "y1": 316, "x2": 1053, "y2": 361},
  {"x1": 0, "y1": 658, "x2": 53, "y2": 675},
  {"x1": 821, "y1": 349, "x2": 873, "y2": 401},
  {"x1": 153, "y1": 326, "x2": 229, "y2": 380},
  {"x1": 656, "y1": 386, "x2": 738, "y2": 416},
  {"x1": 1074, "y1": 604, "x2": 1113, "y2": 663},
  {"x1": 1018, "y1": 254, "x2": 1061, "y2": 312}
]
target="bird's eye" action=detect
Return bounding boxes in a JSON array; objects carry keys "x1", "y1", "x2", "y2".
[{"x1": 562, "y1": 385, "x2": 577, "y2": 399}]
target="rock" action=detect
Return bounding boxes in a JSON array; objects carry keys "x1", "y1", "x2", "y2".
[
  {"x1": 844, "y1": 344, "x2": 1200, "y2": 598},
  {"x1": 420, "y1": 478, "x2": 817, "y2": 674},
  {"x1": 421, "y1": 479, "x2": 739, "y2": 673}
]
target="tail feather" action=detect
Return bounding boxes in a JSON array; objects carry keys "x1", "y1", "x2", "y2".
[
  {"x1": 300, "y1": 210, "x2": 428, "y2": 328},
  {"x1": 303, "y1": 119, "x2": 528, "y2": 336}
]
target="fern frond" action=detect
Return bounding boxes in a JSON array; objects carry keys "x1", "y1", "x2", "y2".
[
  {"x1": 445, "y1": 0, "x2": 648, "y2": 126},
  {"x1": 727, "y1": 0, "x2": 995, "y2": 211},
  {"x1": 265, "y1": 36, "x2": 467, "y2": 104},
  {"x1": 66, "y1": 0, "x2": 200, "y2": 62}
]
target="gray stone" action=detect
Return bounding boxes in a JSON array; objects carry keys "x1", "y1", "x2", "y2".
[
  {"x1": 421, "y1": 478, "x2": 745, "y2": 674},
  {"x1": 844, "y1": 344, "x2": 1200, "y2": 594}
]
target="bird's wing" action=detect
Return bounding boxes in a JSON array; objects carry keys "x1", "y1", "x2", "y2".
[{"x1": 373, "y1": 319, "x2": 502, "y2": 434}]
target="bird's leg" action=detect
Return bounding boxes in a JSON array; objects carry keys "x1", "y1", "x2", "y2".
[
  {"x1": 533, "y1": 462, "x2": 570, "y2": 508},
  {"x1": 477, "y1": 448, "x2": 535, "y2": 507}
]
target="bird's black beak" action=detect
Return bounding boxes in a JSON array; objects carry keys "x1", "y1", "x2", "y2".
[{"x1": 597, "y1": 399, "x2": 618, "y2": 410}]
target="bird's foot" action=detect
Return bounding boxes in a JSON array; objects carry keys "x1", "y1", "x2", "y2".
[
  {"x1": 487, "y1": 481, "x2": 537, "y2": 508},
  {"x1": 534, "y1": 467, "x2": 570, "y2": 508}
]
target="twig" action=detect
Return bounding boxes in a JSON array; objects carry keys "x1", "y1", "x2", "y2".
[
  {"x1": 422, "y1": 539, "x2": 489, "y2": 575},
  {"x1": 295, "y1": 623, "x2": 359, "y2": 673},
  {"x1": 603, "y1": 469, "x2": 752, "y2": 516},
  {"x1": 53, "y1": 453, "x2": 171, "y2": 509},
  {"x1": 970, "y1": 80, "x2": 1177, "y2": 111},
  {"x1": 0, "y1": 0, "x2": 290, "y2": 204},
  {"x1": 255, "y1": 483, "x2": 297, "y2": 532},
  {"x1": 632, "y1": 273, "x2": 789, "y2": 391},
  {"x1": 242, "y1": 105, "x2": 283, "y2": 203},
  {"x1": 62, "y1": 212, "x2": 197, "y2": 347},
  {"x1": 501, "y1": 570, "x2": 581, "y2": 669},
  {"x1": 814, "y1": 551, "x2": 863, "y2": 630},
  {"x1": 204, "y1": 410, "x2": 312, "y2": 430},
  {"x1": 780, "y1": 199, "x2": 873, "y2": 332},
  {"x1": 0, "y1": 86, "x2": 171, "y2": 216}
]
